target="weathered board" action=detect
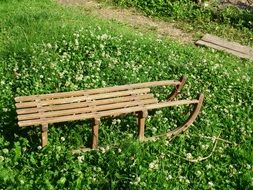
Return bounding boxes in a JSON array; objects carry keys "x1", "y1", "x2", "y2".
[{"x1": 196, "y1": 34, "x2": 253, "y2": 61}]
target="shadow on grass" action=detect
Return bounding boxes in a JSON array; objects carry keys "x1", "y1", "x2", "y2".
[
  {"x1": 0, "y1": 108, "x2": 41, "y2": 150},
  {"x1": 0, "y1": 108, "x2": 143, "y2": 151}
]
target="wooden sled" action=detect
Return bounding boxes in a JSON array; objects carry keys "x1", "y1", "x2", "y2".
[{"x1": 14, "y1": 76, "x2": 204, "y2": 149}]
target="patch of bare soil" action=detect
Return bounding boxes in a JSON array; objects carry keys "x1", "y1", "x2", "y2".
[
  {"x1": 57, "y1": 0, "x2": 194, "y2": 43},
  {"x1": 220, "y1": 0, "x2": 253, "y2": 8}
]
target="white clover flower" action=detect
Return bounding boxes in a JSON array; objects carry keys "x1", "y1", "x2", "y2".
[
  {"x1": 97, "y1": 167, "x2": 102, "y2": 172},
  {"x1": 0, "y1": 156, "x2": 4, "y2": 162},
  {"x1": 74, "y1": 33, "x2": 80, "y2": 38},
  {"x1": 196, "y1": 170, "x2": 202, "y2": 176},
  {"x1": 100, "y1": 147, "x2": 106, "y2": 154},
  {"x1": 2, "y1": 148, "x2": 9, "y2": 154},
  {"x1": 156, "y1": 110, "x2": 162, "y2": 115},
  {"x1": 116, "y1": 119, "x2": 121, "y2": 124},
  {"x1": 201, "y1": 144, "x2": 209, "y2": 150},
  {"x1": 179, "y1": 176, "x2": 185, "y2": 182},
  {"x1": 37, "y1": 146, "x2": 42, "y2": 150},
  {"x1": 186, "y1": 153, "x2": 193, "y2": 159},
  {"x1": 54, "y1": 43, "x2": 58, "y2": 49},
  {"x1": 76, "y1": 75, "x2": 83, "y2": 81},
  {"x1": 105, "y1": 145, "x2": 110, "y2": 151},
  {"x1": 208, "y1": 181, "x2": 214, "y2": 187},
  {"x1": 206, "y1": 163, "x2": 212, "y2": 169},
  {"x1": 60, "y1": 137, "x2": 65, "y2": 141},
  {"x1": 116, "y1": 51, "x2": 122, "y2": 56},
  {"x1": 75, "y1": 39, "x2": 79, "y2": 45},
  {"x1": 152, "y1": 127, "x2": 157, "y2": 133},
  {"x1": 100, "y1": 34, "x2": 108, "y2": 40},
  {"x1": 118, "y1": 148, "x2": 122, "y2": 153},
  {"x1": 112, "y1": 119, "x2": 117, "y2": 125},
  {"x1": 164, "y1": 140, "x2": 170, "y2": 146},
  {"x1": 246, "y1": 164, "x2": 251, "y2": 170},
  {"x1": 166, "y1": 175, "x2": 172, "y2": 180},
  {"x1": 149, "y1": 162, "x2": 155, "y2": 169},
  {"x1": 77, "y1": 156, "x2": 84, "y2": 163},
  {"x1": 47, "y1": 43, "x2": 52, "y2": 49},
  {"x1": 149, "y1": 160, "x2": 159, "y2": 170},
  {"x1": 99, "y1": 43, "x2": 104, "y2": 49},
  {"x1": 133, "y1": 176, "x2": 141, "y2": 185}
]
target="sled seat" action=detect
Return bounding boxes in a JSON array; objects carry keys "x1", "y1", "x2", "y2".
[{"x1": 15, "y1": 76, "x2": 204, "y2": 149}]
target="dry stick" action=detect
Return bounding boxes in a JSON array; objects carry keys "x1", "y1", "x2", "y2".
[
  {"x1": 198, "y1": 135, "x2": 236, "y2": 145},
  {"x1": 190, "y1": 132, "x2": 237, "y2": 146},
  {"x1": 168, "y1": 132, "x2": 221, "y2": 163}
]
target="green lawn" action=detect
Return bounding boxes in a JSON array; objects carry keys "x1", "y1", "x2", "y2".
[{"x1": 0, "y1": 0, "x2": 253, "y2": 189}]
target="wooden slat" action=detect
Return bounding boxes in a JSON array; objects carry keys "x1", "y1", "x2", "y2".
[
  {"x1": 18, "y1": 98, "x2": 158, "y2": 121},
  {"x1": 196, "y1": 34, "x2": 253, "y2": 60},
  {"x1": 18, "y1": 99, "x2": 199, "y2": 127},
  {"x1": 17, "y1": 94, "x2": 154, "y2": 115},
  {"x1": 15, "y1": 80, "x2": 181, "y2": 102},
  {"x1": 145, "y1": 99, "x2": 199, "y2": 110},
  {"x1": 15, "y1": 88, "x2": 150, "y2": 109}
]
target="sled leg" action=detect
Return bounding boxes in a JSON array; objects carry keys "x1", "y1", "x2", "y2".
[
  {"x1": 92, "y1": 118, "x2": 100, "y2": 149},
  {"x1": 41, "y1": 124, "x2": 48, "y2": 147},
  {"x1": 138, "y1": 110, "x2": 148, "y2": 141}
]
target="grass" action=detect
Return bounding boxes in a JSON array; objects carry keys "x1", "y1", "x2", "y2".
[
  {"x1": 0, "y1": 0, "x2": 253, "y2": 189},
  {"x1": 103, "y1": 0, "x2": 253, "y2": 46}
]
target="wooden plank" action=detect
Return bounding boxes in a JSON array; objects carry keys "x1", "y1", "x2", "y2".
[
  {"x1": 196, "y1": 40, "x2": 253, "y2": 60},
  {"x1": 15, "y1": 88, "x2": 150, "y2": 109},
  {"x1": 18, "y1": 98, "x2": 158, "y2": 121},
  {"x1": 196, "y1": 34, "x2": 253, "y2": 60},
  {"x1": 202, "y1": 34, "x2": 253, "y2": 55},
  {"x1": 18, "y1": 99, "x2": 199, "y2": 127},
  {"x1": 17, "y1": 94, "x2": 154, "y2": 115},
  {"x1": 15, "y1": 80, "x2": 181, "y2": 102}
]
